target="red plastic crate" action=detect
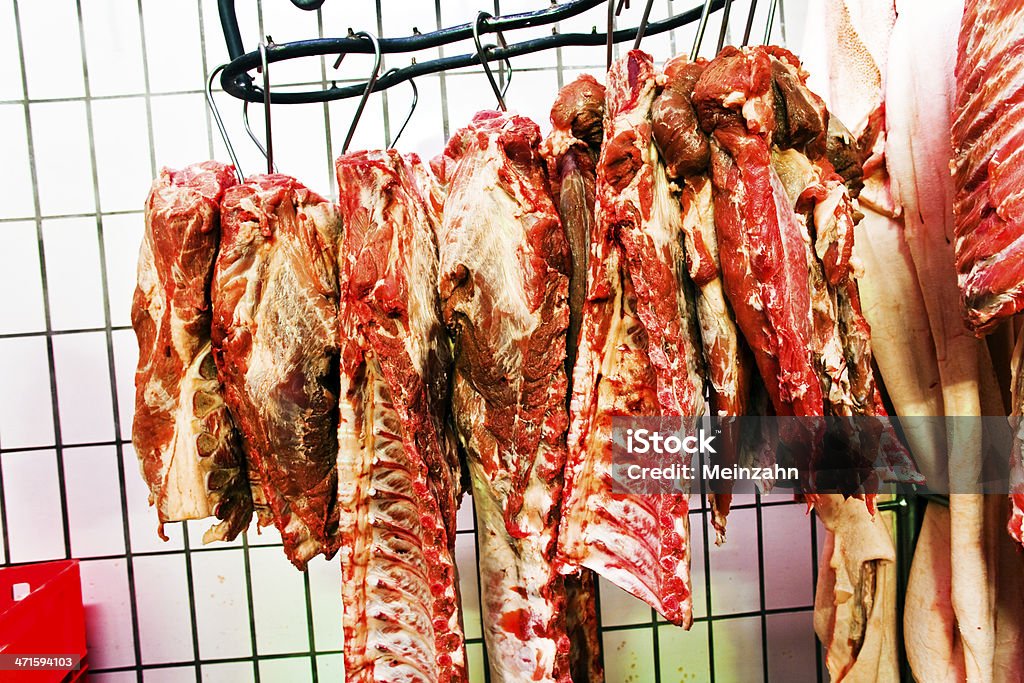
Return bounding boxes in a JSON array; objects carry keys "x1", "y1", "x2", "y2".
[{"x1": 0, "y1": 560, "x2": 87, "y2": 682}]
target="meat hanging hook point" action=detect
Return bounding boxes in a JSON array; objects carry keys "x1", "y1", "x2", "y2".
[
  {"x1": 341, "y1": 31, "x2": 382, "y2": 154},
  {"x1": 473, "y1": 12, "x2": 511, "y2": 112},
  {"x1": 205, "y1": 64, "x2": 244, "y2": 182}
]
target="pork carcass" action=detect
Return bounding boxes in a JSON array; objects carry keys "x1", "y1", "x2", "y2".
[
  {"x1": 542, "y1": 75, "x2": 607, "y2": 683},
  {"x1": 132, "y1": 161, "x2": 252, "y2": 543},
  {"x1": 436, "y1": 110, "x2": 572, "y2": 683},
  {"x1": 212, "y1": 174, "x2": 342, "y2": 569},
  {"x1": 558, "y1": 50, "x2": 703, "y2": 628},
  {"x1": 952, "y1": 0, "x2": 1024, "y2": 332},
  {"x1": 335, "y1": 150, "x2": 467, "y2": 683},
  {"x1": 653, "y1": 54, "x2": 750, "y2": 542}
]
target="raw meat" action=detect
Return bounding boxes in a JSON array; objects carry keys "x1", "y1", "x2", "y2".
[
  {"x1": 692, "y1": 48, "x2": 833, "y2": 454},
  {"x1": 131, "y1": 161, "x2": 252, "y2": 543},
  {"x1": 653, "y1": 55, "x2": 749, "y2": 541},
  {"x1": 335, "y1": 150, "x2": 467, "y2": 683},
  {"x1": 543, "y1": 74, "x2": 605, "y2": 382},
  {"x1": 952, "y1": 0, "x2": 1024, "y2": 331},
  {"x1": 558, "y1": 50, "x2": 699, "y2": 627},
  {"x1": 435, "y1": 110, "x2": 572, "y2": 683},
  {"x1": 542, "y1": 76, "x2": 607, "y2": 683},
  {"x1": 211, "y1": 174, "x2": 342, "y2": 569},
  {"x1": 696, "y1": 46, "x2": 916, "y2": 493}
]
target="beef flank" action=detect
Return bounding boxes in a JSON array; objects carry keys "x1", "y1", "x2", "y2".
[
  {"x1": 436, "y1": 110, "x2": 573, "y2": 683},
  {"x1": 132, "y1": 161, "x2": 252, "y2": 544},
  {"x1": 212, "y1": 174, "x2": 342, "y2": 569},
  {"x1": 335, "y1": 150, "x2": 468, "y2": 683}
]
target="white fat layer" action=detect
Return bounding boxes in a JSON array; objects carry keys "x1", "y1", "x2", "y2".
[{"x1": 439, "y1": 146, "x2": 534, "y2": 369}]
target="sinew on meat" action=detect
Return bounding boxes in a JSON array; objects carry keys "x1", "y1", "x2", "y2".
[
  {"x1": 436, "y1": 110, "x2": 572, "y2": 683},
  {"x1": 335, "y1": 150, "x2": 468, "y2": 683},
  {"x1": 212, "y1": 174, "x2": 342, "y2": 569},
  {"x1": 132, "y1": 161, "x2": 252, "y2": 543}
]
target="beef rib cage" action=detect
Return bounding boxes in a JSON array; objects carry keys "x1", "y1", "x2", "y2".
[{"x1": 335, "y1": 150, "x2": 468, "y2": 683}]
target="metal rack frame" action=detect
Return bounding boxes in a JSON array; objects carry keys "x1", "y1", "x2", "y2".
[{"x1": 0, "y1": 1, "x2": 936, "y2": 682}]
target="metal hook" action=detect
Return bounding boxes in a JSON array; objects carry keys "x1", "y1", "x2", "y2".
[
  {"x1": 632, "y1": 0, "x2": 655, "y2": 50},
  {"x1": 742, "y1": 0, "x2": 760, "y2": 46},
  {"x1": 716, "y1": 0, "x2": 735, "y2": 53},
  {"x1": 763, "y1": 0, "x2": 779, "y2": 45},
  {"x1": 242, "y1": 100, "x2": 276, "y2": 173},
  {"x1": 605, "y1": 0, "x2": 615, "y2": 70},
  {"x1": 259, "y1": 39, "x2": 273, "y2": 173},
  {"x1": 690, "y1": 0, "x2": 714, "y2": 60},
  {"x1": 473, "y1": 12, "x2": 509, "y2": 112},
  {"x1": 382, "y1": 68, "x2": 418, "y2": 149},
  {"x1": 341, "y1": 31, "x2": 382, "y2": 154},
  {"x1": 205, "y1": 64, "x2": 244, "y2": 182}
]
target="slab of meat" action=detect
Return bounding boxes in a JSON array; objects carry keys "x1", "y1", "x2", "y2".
[
  {"x1": 952, "y1": 0, "x2": 1024, "y2": 331},
  {"x1": 335, "y1": 150, "x2": 467, "y2": 683},
  {"x1": 132, "y1": 161, "x2": 252, "y2": 543},
  {"x1": 542, "y1": 76, "x2": 607, "y2": 683},
  {"x1": 211, "y1": 174, "x2": 341, "y2": 568},
  {"x1": 558, "y1": 50, "x2": 700, "y2": 628},
  {"x1": 543, "y1": 74, "x2": 605, "y2": 384},
  {"x1": 435, "y1": 110, "x2": 571, "y2": 683},
  {"x1": 653, "y1": 55, "x2": 749, "y2": 542}
]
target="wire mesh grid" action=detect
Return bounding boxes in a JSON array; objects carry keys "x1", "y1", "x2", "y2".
[{"x1": 0, "y1": 0, "x2": 844, "y2": 681}]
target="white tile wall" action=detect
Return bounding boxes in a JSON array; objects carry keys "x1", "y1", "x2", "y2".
[{"x1": 0, "y1": 1, "x2": 827, "y2": 681}]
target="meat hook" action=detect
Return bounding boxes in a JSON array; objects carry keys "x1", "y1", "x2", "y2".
[
  {"x1": 472, "y1": 12, "x2": 512, "y2": 112},
  {"x1": 741, "y1": 0, "x2": 759, "y2": 46},
  {"x1": 260, "y1": 39, "x2": 273, "y2": 173},
  {"x1": 716, "y1": 0, "x2": 735, "y2": 53},
  {"x1": 383, "y1": 67, "x2": 418, "y2": 149},
  {"x1": 632, "y1": 0, "x2": 655, "y2": 50},
  {"x1": 605, "y1": 0, "x2": 615, "y2": 70},
  {"x1": 204, "y1": 64, "x2": 245, "y2": 181},
  {"x1": 341, "y1": 31, "x2": 382, "y2": 153},
  {"x1": 763, "y1": 0, "x2": 780, "y2": 45},
  {"x1": 691, "y1": 0, "x2": 714, "y2": 59},
  {"x1": 240, "y1": 38, "x2": 277, "y2": 174}
]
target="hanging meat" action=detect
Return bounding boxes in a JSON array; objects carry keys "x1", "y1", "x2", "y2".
[
  {"x1": 132, "y1": 161, "x2": 253, "y2": 543},
  {"x1": 557, "y1": 50, "x2": 703, "y2": 628},
  {"x1": 542, "y1": 74, "x2": 607, "y2": 683},
  {"x1": 435, "y1": 110, "x2": 572, "y2": 683},
  {"x1": 335, "y1": 150, "x2": 467, "y2": 683},
  {"x1": 952, "y1": 0, "x2": 1024, "y2": 332},
  {"x1": 652, "y1": 54, "x2": 750, "y2": 542},
  {"x1": 211, "y1": 174, "x2": 342, "y2": 569}
]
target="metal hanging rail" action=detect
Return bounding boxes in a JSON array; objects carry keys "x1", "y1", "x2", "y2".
[{"x1": 216, "y1": 0, "x2": 727, "y2": 104}]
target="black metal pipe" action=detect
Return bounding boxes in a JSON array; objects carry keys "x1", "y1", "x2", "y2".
[
  {"x1": 220, "y1": 0, "x2": 726, "y2": 104},
  {"x1": 218, "y1": 0, "x2": 245, "y2": 60}
]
